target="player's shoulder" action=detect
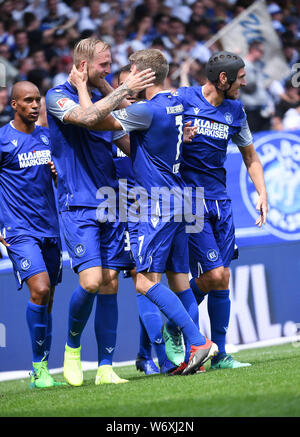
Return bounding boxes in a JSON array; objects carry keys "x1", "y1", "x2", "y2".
[
  {"x1": 0, "y1": 122, "x2": 13, "y2": 144},
  {"x1": 223, "y1": 98, "x2": 245, "y2": 123},
  {"x1": 46, "y1": 81, "x2": 74, "y2": 105}
]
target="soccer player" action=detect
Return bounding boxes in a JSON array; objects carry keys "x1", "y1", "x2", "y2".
[
  {"x1": 45, "y1": 37, "x2": 156, "y2": 386},
  {"x1": 176, "y1": 51, "x2": 268, "y2": 369},
  {"x1": 112, "y1": 65, "x2": 176, "y2": 375},
  {"x1": 71, "y1": 48, "x2": 219, "y2": 376},
  {"x1": 0, "y1": 81, "x2": 64, "y2": 389}
]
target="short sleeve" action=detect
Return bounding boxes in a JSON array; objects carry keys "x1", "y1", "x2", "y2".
[
  {"x1": 46, "y1": 90, "x2": 80, "y2": 123},
  {"x1": 231, "y1": 118, "x2": 253, "y2": 147},
  {"x1": 111, "y1": 101, "x2": 153, "y2": 132}
]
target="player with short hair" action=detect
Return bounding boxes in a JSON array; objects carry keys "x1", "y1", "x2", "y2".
[
  {"x1": 71, "y1": 48, "x2": 219, "y2": 376},
  {"x1": 176, "y1": 51, "x2": 268, "y2": 369},
  {"x1": 45, "y1": 37, "x2": 156, "y2": 386},
  {"x1": 112, "y1": 64, "x2": 176, "y2": 375},
  {"x1": 0, "y1": 81, "x2": 64, "y2": 388}
]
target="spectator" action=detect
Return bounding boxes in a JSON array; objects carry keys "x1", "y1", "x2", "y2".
[
  {"x1": 272, "y1": 80, "x2": 300, "y2": 130},
  {"x1": 52, "y1": 55, "x2": 73, "y2": 87},
  {"x1": 11, "y1": 29, "x2": 30, "y2": 66},
  {"x1": 77, "y1": 0, "x2": 104, "y2": 34},
  {"x1": 17, "y1": 56, "x2": 34, "y2": 81},
  {"x1": 161, "y1": 16, "x2": 185, "y2": 51},
  {"x1": 0, "y1": 19, "x2": 14, "y2": 48},
  {"x1": 239, "y1": 40, "x2": 273, "y2": 132},
  {"x1": 40, "y1": 0, "x2": 73, "y2": 32},
  {"x1": 0, "y1": 87, "x2": 14, "y2": 127}
]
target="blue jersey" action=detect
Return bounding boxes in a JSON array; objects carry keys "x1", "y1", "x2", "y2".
[
  {"x1": 112, "y1": 144, "x2": 135, "y2": 189},
  {"x1": 0, "y1": 122, "x2": 59, "y2": 238},
  {"x1": 46, "y1": 81, "x2": 118, "y2": 211},
  {"x1": 176, "y1": 86, "x2": 252, "y2": 199},
  {"x1": 112, "y1": 91, "x2": 186, "y2": 196}
]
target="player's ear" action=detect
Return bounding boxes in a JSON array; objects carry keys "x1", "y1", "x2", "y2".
[
  {"x1": 10, "y1": 99, "x2": 17, "y2": 111},
  {"x1": 78, "y1": 60, "x2": 87, "y2": 72}
]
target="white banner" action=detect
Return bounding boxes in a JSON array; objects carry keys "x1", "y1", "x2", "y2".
[{"x1": 206, "y1": 0, "x2": 290, "y2": 86}]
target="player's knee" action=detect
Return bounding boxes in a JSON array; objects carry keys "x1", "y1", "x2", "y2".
[
  {"x1": 30, "y1": 285, "x2": 51, "y2": 305},
  {"x1": 99, "y1": 278, "x2": 118, "y2": 294},
  {"x1": 203, "y1": 268, "x2": 227, "y2": 290}
]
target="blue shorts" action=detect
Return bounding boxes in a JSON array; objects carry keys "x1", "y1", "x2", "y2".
[
  {"x1": 189, "y1": 199, "x2": 238, "y2": 278},
  {"x1": 60, "y1": 207, "x2": 134, "y2": 273},
  {"x1": 135, "y1": 218, "x2": 189, "y2": 274},
  {"x1": 6, "y1": 235, "x2": 62, "y2": 290}
]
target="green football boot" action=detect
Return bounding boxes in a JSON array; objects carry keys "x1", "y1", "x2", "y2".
[
  {"x1": 30, "y1": 359, "x2": 66, "y2": 388},
  {"x1": 211, "y1": 354, "x2": 251, "y2": 370},
  {"x1": 162, "y1": 323, "x2": 185, "y2": 366},
  {"x1": 63, "y1": 344, "x2": 83, "y2": 386}
]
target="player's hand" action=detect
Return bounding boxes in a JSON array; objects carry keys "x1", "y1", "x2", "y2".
[
  {"x1": 255, "y1": 192, "x2": 268, "y2": 227},
  {"x1": 69, "y1": 63, "x2": 88, "y2": 90},
  {"x1": 123, "y1": 65, "x2": 155, "y2": 95},
  {"x1": 0, "y1": 235, "x2": 10, "y2": 247},
  {"x1": 48, "y1": 160, "x2": 57, "y2": 186},
  {"x1": 183, "y1": 121, "x2": 197, "y2": 142}
]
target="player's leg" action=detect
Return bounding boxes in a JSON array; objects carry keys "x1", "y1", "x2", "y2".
[
  {"x1": 129, "y1": 227, "x2": 161, "y2": 374},
  {"x1": 60, "y1": 207, "x2": 103, "y2": 386},
  {"x1": 6, "y1": 235, "x2": 63, "y2": 388},
  {"x1": 94, "y1": 268, "x2": 128, "y2": 384},
  {"x1": 209, "y1": 200, "x2": 250, "y2": 369},
  {"x1": 93, "y1": 220, "x2": 134, "y2": 384}
]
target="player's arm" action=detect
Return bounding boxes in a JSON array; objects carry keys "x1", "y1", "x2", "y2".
[
  {"x1": 233, "y1": 119, "x2": 268, "y2": 227},
  {"x1": 63, "y1": 66, "x2": 154, "y2": 128}
]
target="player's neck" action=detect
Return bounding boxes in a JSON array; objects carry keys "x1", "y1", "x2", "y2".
[
  {"x1": 145, "y1": 85, "x2": 165, "y2": 100},
  {"x1": 12, "y1": 116, "x2": 36, "y2": 134},
  {"x1": 202, "y1": 83, "x2": 225, "y2": 107}
]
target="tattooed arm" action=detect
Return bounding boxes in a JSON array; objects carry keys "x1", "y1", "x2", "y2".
[{"x1": 64, "y1": 65, "x2": 154, "y2": 129}]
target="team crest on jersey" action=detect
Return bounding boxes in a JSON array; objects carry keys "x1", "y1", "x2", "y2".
[
  {"x1": 20, "y1": 258, "x2": 31, "y2": 271},
  {"x1": 40, "y1": 134, "x2": 49, "y2": 145},
  {"x1": 240, "y1": 132, "x2": 300, "y2": 240},
  {"x1": 207, "y1": 249, "x2": 218, "y2": 262},
  {"x1": 74, "y1": 243, "x2": 86, "y2": 257},
  {"x1": 224, "y1": 112, "x2": 233, "y2": 124},
  {"x1": 56, "y1": 98, "x2": 69, "y2": 109}
]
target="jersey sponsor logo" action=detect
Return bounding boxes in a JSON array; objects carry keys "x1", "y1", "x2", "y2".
[
  {"x1": 166, "y1": 104, "x2": 183, "y2": 114},
  {"x1": 224, "y1": 112, "x2": 233, "y2": 124},
  {"x1": 11, "y1": 139, "x2": 18, "y2": 147},
  {"x1": 20, "y1": 258, "x2": 31, "y2": 271},
  {"x1": 117, "y1": 147, "x2": 127, "y2": 158},
  {"x1": 74, "y1": 243, "x2": 86, "y2": 257},
  {"x1": 193, "y1": 108, "x2": 200, "y2": 115},
  {"x1": 240, "y1": 131, "x2": 300, "y2": 240},
  {"x1": 207, "y1": 249, "x2": 218, "y2": 262},
  {"x1": 56, "y1": 97, "x2": 70, "y2": 108},
  {"x1": 18, "y1": 149, "x2": 51, "y2": 168},
  {"x1": 40, "y1": 134, "x2": 49, "y2": 145},
  {"x1": 194, "y1": 118, "x2": 229, "y2": 139}
]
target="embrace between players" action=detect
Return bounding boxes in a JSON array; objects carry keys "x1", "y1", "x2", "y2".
[{"x1": 0, "y1": 38, "x2": 268, "y2": 388}]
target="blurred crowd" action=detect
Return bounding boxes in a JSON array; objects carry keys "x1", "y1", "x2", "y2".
[{"x1": 0, "y1": 0, "x2": 299, "y2": 132}]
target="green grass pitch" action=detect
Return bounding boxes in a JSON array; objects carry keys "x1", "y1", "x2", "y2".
[{"x1": 1, "y1": 343, "x2": 300, "y2": 417}]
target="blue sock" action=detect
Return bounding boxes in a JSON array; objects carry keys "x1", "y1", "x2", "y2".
[
  {"x1": 136, "y1": 292, "x2": 166, "y2": 366},
  {"x1": 190, "y1": 278, "x2": 207, "y2": 305},
  {"x1": 146, "y1": 283, "x2": 206, "y2": 347},
  {"x1": 138, "y1": 316, "x2": 152, "y2": 359},
  {"x1": 208, "y1": 289, "x2": 230, "y2": 361},
  {"x1": 26, "y1": 301, "x2": 48, "y2": 363},
  {"x1": 44, "y1": 312, "x2": 52, "y2": 362},
  {"x1": 174, "y1": 288, "x2": 200, "y2": 362},
  {"x1": 67, "y1": 285, "x2": 96, "y2": 348},
  {"x1": 94, "y1": 294, "x2": 118, "y2": 366}
]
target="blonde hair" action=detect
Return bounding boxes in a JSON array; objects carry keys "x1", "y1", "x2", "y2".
[
  {"x1": 73, "y1": 37, "x2": 110, "y2": 67},
  {"x1": 129, "y1": 49, "x2": 169, "y2": 85}
]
